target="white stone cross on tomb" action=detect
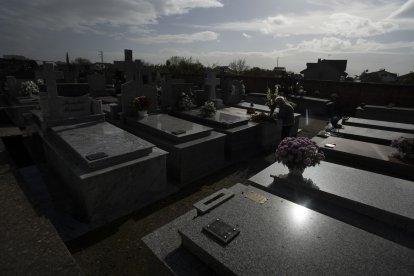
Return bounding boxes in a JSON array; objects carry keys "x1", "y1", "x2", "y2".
[{"x1": 205, "y1": 72, "x2": 220, "y2": 100}]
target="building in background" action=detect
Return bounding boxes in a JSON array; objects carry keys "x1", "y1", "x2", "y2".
[{"x1": 301, "y1": 59, "x2": 347, "y2": 81}]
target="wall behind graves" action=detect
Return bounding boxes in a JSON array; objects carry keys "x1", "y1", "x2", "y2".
[{"x1": 302, "y1": 80, "x2": 414, "y2": 114}]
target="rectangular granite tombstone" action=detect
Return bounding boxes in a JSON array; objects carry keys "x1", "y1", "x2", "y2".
[
  {"x1": 161, "y1": 80, "x2": 193, "y2": 111},
  {"x1": 142, "y1": 183, "x2": 414, "y2": 275},
  {"x1": 175, "y1": 107, "x2": 260, "y2": 159},
  {"x1": 43, "y1": 121, "x2": 169, "y2": 223},
  {"x1": 124, "y1": 114, "x2": 226, "y2": 185},
  {"x1": 6, "y1": 76, "x2": 19, "y2": 97},
  {"x1": 249, "y1": 161, "x2": 414, "y2": 234},
  {"x1": 342, "y1": 117, "x2": 414, "y2": 134},
  {"x1": 289, "y1": 95, "x2": 330, "y2": 116},
  {"x1": 222, "y1": 79, "x2": 245, "y2": 106},
  {"x1": 32, "y1": 63, "x2": 170, "y2": 224},
  {"x1": 333, "y1": 125, "x2": 414, "y2": 145},
  {"x1": 312, "y1": 136, "x2": 414, "y2": 181},
  {"x1": 88, "y1": 73, "x2": 107, "y2": 97},
  {"x1": 355, "y1": 105, "x2": 414, "y2": 124}
]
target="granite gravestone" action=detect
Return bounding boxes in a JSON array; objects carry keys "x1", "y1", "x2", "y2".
[
  {"x1": 204, "y1": 72, "x2": 224, "y2": 108},
  {"x1": 222, "y1": 79, "x2": 245, "y2": 106},
  {"x1": 175, "y1": 107, "x2": 260, "y2": 160},
  {"x1": 332, "y1": 125, "x2": 414, "y2": 145},
  {"x1": 161, "y1": 79, "x2": 193, "y2": 111},
  {"x1": 31, "y1": 63, "x2": 169, "y2": 225},
  {"x1": 88, "y1": 73, "x2": 106, "y2": 97},
  {"x1": 249, "y1": 161, "x2": 414, "y2": 233},
  {"x1": 143, "y1": 183, "x2": 414, "y2": 275},
  {"x1": 312, "y1": 136, "x2": 414, "y2": 181},
  {"x1": 342, "y1": 117, "x2": 414, "y2": 134},
  {"x1": 124, "y1": 114, "x2": 226, "y2": 185},
  {"x1": 6, "y1": 76, "x2": 18, "y2": 97},
  {"x1": 355, "y1": 105, "x2": 414, "y2": 124}
]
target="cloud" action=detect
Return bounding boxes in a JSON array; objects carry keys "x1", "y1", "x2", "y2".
[
  {"x1": 323, "y1": 13, "x2": 397, "y2": 37},
  {"x1": 286, "y1": 36, "x2": 414, "y2": 53},
  {"x1": 0, "y1": 0, "x2": 223, "y2": 36},
  {"x1": 242, "y1": 33, "x2": 252, "y2": 38},
  {"x1": 389, "y1": 0, "x2": 414, "y2": 19},
  {"x1": 199, "y1": 2, "x2": 403, "y2": 38},
  {"x1": 133, "y1": 31, "x2": 219, "y2": 43}
]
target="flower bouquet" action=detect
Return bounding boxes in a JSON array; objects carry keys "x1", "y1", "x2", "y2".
[
  {"x1": 200, "y1": 101, "x2": 216, "y2": 117},
  {"x1": 20, "y1": 80, "x2": 39, "y2": 96},
  {"x1": 391, "y1": 137, "x2": 414, "y2": 160},
  {"x1": 178, "y1": 92, "x2": 194, "y2": 110},
  {"x1": 275, "y1": 137, "x2": 325, "y2": 173},
  {"x1": 132, "y1": 96, "x2": 151, "y2": 111}
]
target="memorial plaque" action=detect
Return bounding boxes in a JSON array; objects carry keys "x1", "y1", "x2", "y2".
[{"x1": 203, "y1": 218, "x2": 240, "y2": 245}]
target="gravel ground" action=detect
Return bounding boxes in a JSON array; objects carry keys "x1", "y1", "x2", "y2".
[{"x1": 69, "y1": 116, "x2": 327, "y2": 276}]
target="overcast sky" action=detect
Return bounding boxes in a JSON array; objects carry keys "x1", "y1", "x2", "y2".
[{"x1": 1, "y1": 0, "x2": 413, "y2": 76}]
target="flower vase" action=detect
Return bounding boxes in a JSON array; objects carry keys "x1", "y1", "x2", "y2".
[
  {"x1": 288, "y1": 167, "x2": 304, "y2": 178},
  {"x1": 138, "y1": 110, "x2": 148, "y2": 118}
]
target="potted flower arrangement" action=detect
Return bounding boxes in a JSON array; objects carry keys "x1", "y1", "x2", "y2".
[
  {"x1": 132, "y1": 96, "x2": 151, "y2": 117},
  {"x1": 178, "y1": 92, "x2": 194, "y2": 110},
  {"x1": 20, "y1": 80, "x2": 39, "y2": 96},
  {"x1": 275, "y1": 137, "x2": 325, "y2": 176},
  {"x1": 200, "y1": 101, "x2": 216, "y2": 117},
  {"x1": 391, "y1": 137, "x2": 414, "y2": 160},
  {"x1": 266, "y1": 84, "x2": 279, "y2": 117}
]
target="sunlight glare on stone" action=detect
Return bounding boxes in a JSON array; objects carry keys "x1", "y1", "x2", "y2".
[{"x1": 291, "y1": 203, "x2": 310, "y2": 224}]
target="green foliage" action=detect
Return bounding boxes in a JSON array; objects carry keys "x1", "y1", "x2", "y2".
[{"x1": 132, "y1": 96, "x2": 151, "y2": 111}]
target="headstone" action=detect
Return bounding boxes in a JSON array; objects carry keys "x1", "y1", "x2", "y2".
[
  {"x1": 249, "y1": 161, "x2": 414, "y2": 232},
  {"x1": 342, "y1": 117, "x2": 414, "y2": 134},
  {"x1": 34, "y1": 63, "x2": 103, "y2": 128},
  {"x1": 88, "y1": 73, "x2": 106, "y2": 97},
  {"x1": 143, "y1": 183, "x2": 414, "y2": 275},
  {"x1": 332, "y1": 125, "x2": 414, "y2": 145},
  {"x1": 114, "y1": 49, "x2": 143, "y2": 83},
  {"x1": 124, "y1": 114, "x2": 226, "y2": 185},
  {"x1": 222, "y1": 79, "x2": 245, "y2": 106},
  {"x1": 312, "y1": 136, "x2": 414, "y2": 181},
  {"x1": 355, "y1": 105, "x2": 414, "y2": 124},
  {"x1": 204, "y1": 72, "x2": 223, "y2": 108},
  {"x1": 161, "y1": 79, "x2": 193, "y2": 110},
  {"x1": 6, "y1": 76, "x2": 18, "y2": 97}
]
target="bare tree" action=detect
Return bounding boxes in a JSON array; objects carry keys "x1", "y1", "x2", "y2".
[{"x1": 228, "y1": 59, "x2": 249, "y2": 74}]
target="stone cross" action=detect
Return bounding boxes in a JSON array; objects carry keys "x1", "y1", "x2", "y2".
[
  {"x1": 205, "y1": 72, "x2": 220, "y2": 101},
  {"x1": 35, "y1": 63, "x2": 63, "y2": 120},
  {"x1": 115, "y1": 49, "x2": 143, "y2": 84}
]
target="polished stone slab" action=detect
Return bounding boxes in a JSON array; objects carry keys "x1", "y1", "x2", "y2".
[
  {"x1": 249, "y1": 161, "x2": 414, "y2": 232},
  {"x1": 343, "y1": 117, "x2": 414, "y2": 134},
  {"x1": 51, "y1": 121, "x2": 154, "y2": 169},
  {"x1": 128, "y1": 114, "x2": 213, "y2": 143},
  {"x1": 125, "y1": 115, "x2": 226, "y2": 185},
  {"x1": 355, "y1": 105, "x2": 414, "y2": 124},
  {"x1": 312, "y1": 136, "x2": 414, "y2": 180},
  {"x1": 236, "y1": 101, "x2": 270, "y2": 113},
  {"x1": 334, "y1": 124, "x2": 414, "y2": 145},
  {"x1": 179, "y1": 108, "x2": 249, "y2": 129},
  {"x1": 143, "y1": 183, "x2": 414, "y2": 276}
]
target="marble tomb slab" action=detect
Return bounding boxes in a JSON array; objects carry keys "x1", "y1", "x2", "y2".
[
  {"x1": 143, "y1": 183, "x2": 414, "y2": 275},
  {"x1": 129, "y1": 114, "x2": 213, "y2": 143},
  {"x1": 343, "y1": 117, "x2": 414, "y2": 134},
  {"x1": 179, "y1": 108, "x2": 249, "y2": 129},
  {"x1": 333, "y1": 124, "x2": 414, "y2": 145},
  {"x1": 249, "y1": 161, "x2": 414, "y2": 232},
  {"x1": 125, "y1": 114, "x2": 226, "y2": 185},
  {"x1": 51, "y1": 121, "x2": 154, "y2": 170},
  {"x1": 312, "y1": 136, "x2": 414, "y2": 180},
  {"x1": 355, "y1": 105, "x2": 414, "y2": 124}
]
